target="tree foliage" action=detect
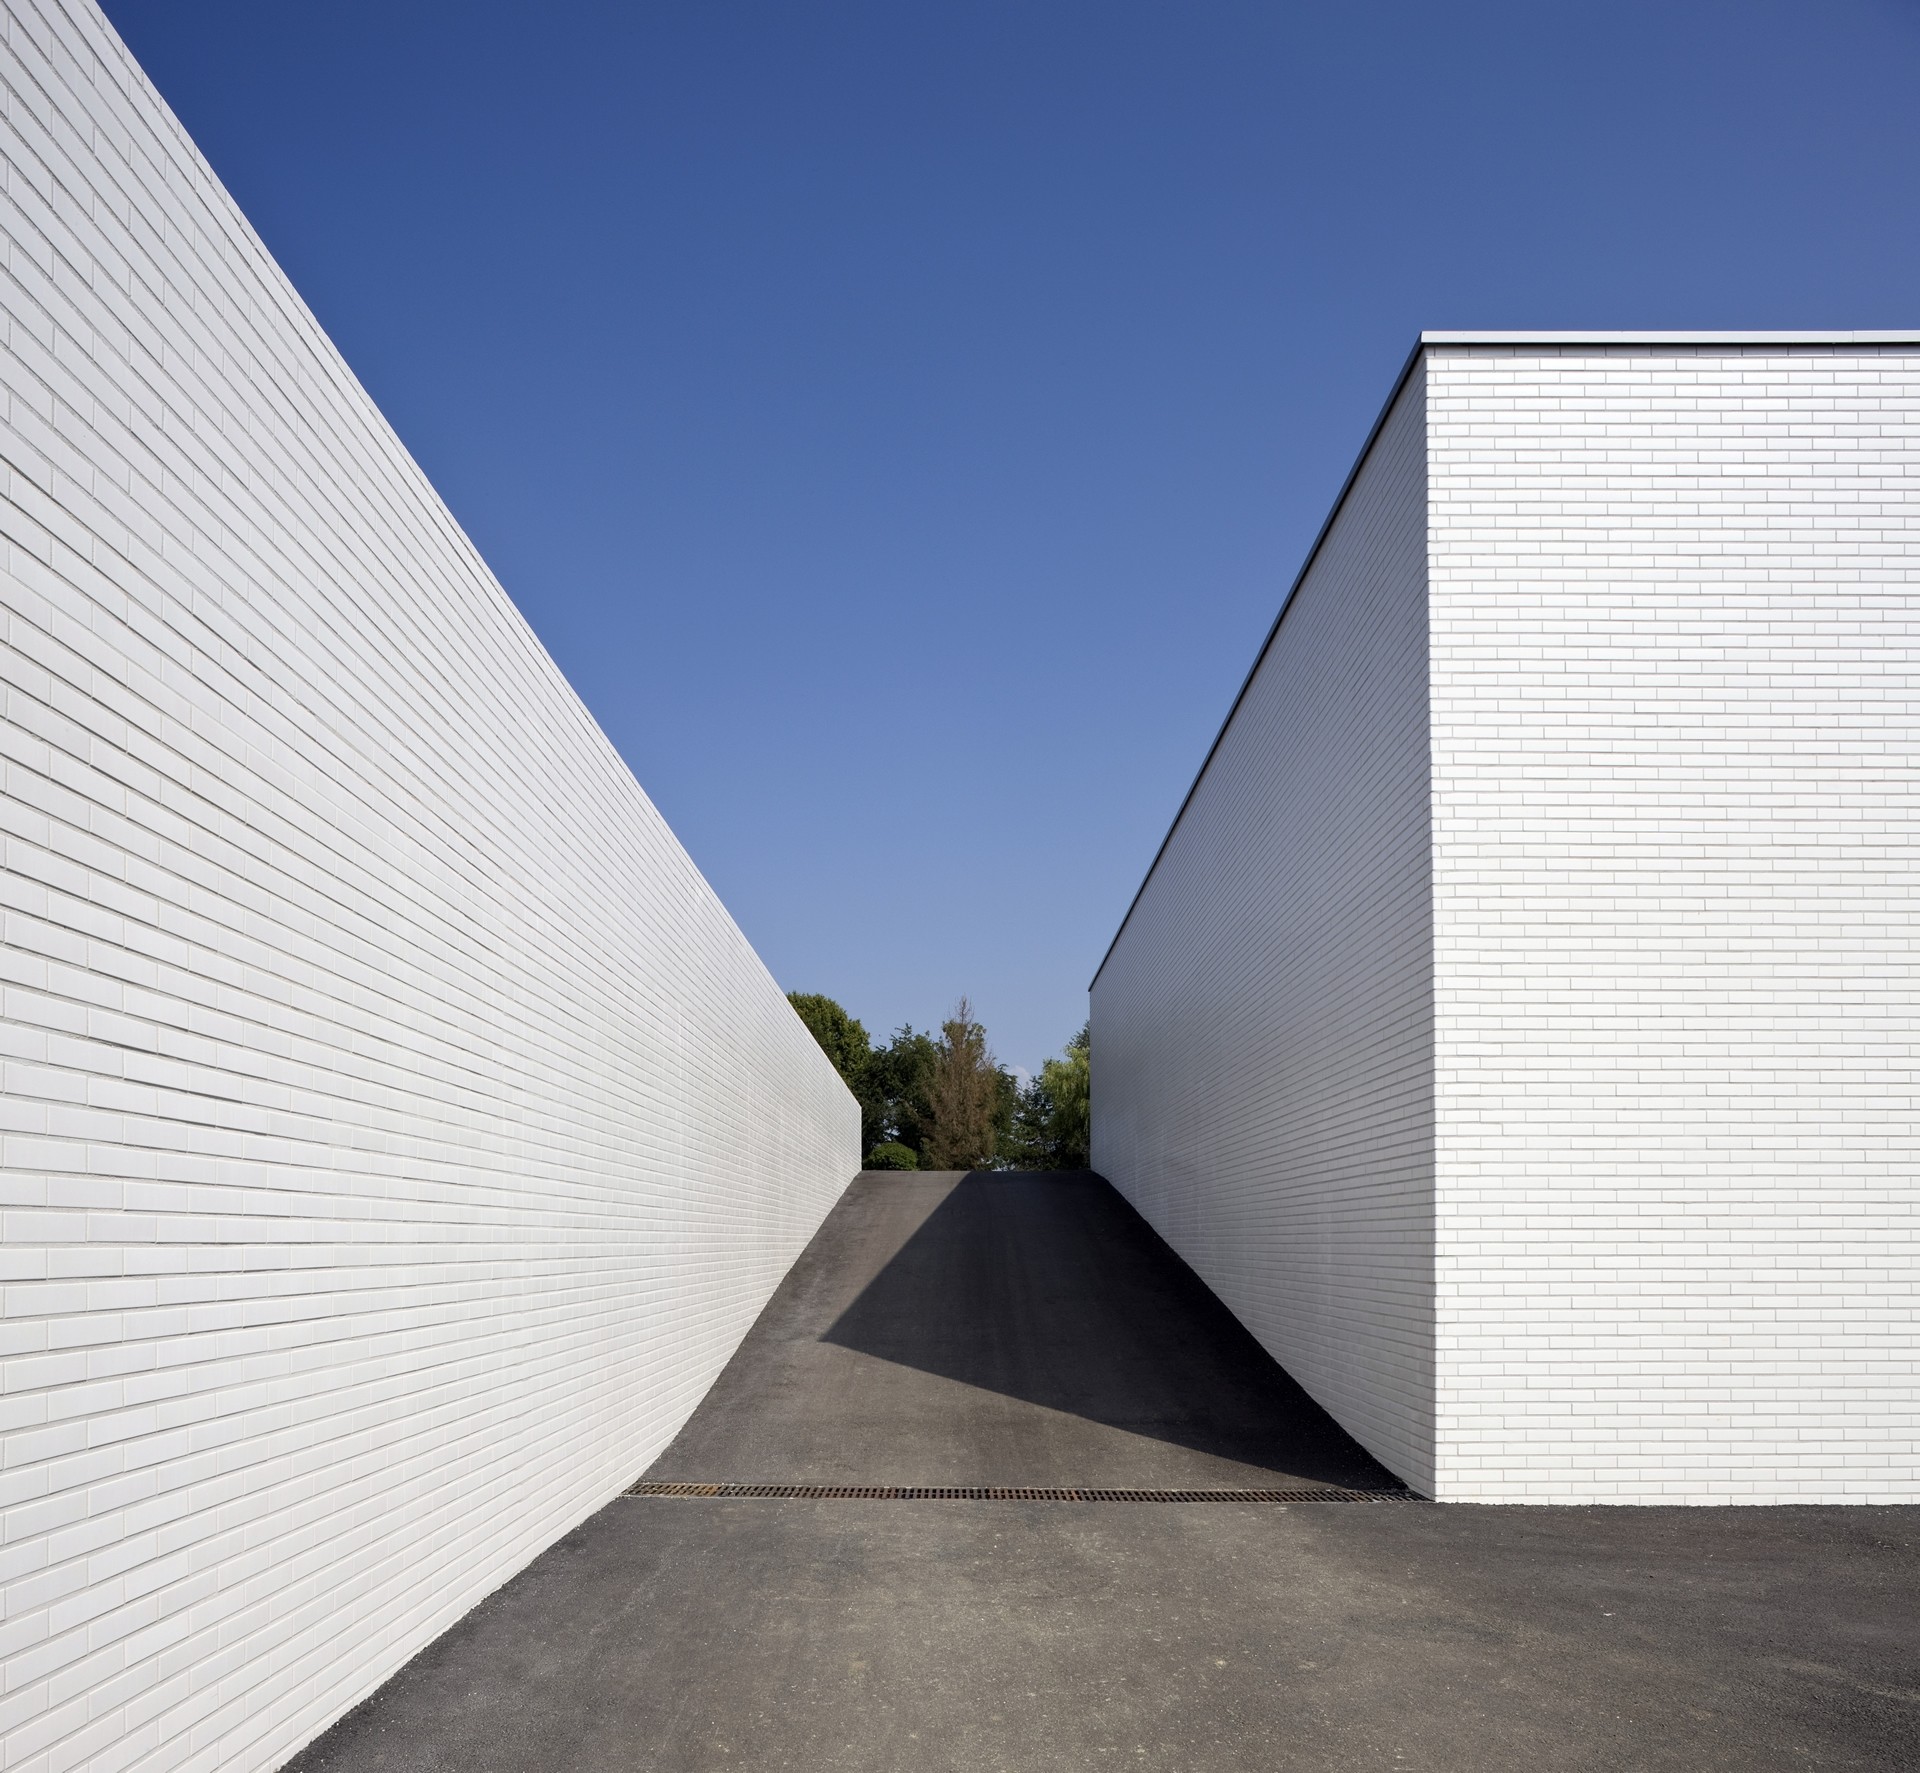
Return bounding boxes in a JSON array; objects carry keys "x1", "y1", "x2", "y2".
[
  {"x1": 786, "y1": 992, "x2": 870, "y2": 1083},
  {"x1": 865, "y1": 1024, "x2": 938, "y2": 1158},
  {"x1": 788, "y1": 991, "x2": 940, "y2": 1165},
  {"x1": 923, "y1": 997, "x2": 1003, "y2": 1171},
  {"x1": 789, "y1": 990, "x2": 1088, "y2": 1173},
  {"x1": 1005, "y1": 1024, "x2": 1090, "y2": 1169}
]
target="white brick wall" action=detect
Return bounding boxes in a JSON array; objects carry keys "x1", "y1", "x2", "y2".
[
  {"x1": 1090, "y1": 367, "x2": 1437, "y2": 1493},
  {"x1": 1095, "y1": 334, "x2": 1918, "y2": 1507},
  {"x1": 0, "y1": 4, "x2": 859, "y2": 1769},
  {"x1": 1428, "y1": 340, "x2": 1919, "y2": 1503}
]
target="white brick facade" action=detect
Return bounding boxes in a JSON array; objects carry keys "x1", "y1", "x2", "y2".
[
  {"x1": 1094, "y1": 333, "x2": 1919, "y2": 1506},
  {"x1": 0, "y1": 4, "x2": 859, "y2": 1770},
  {"x1": 1090, "y1": 376, "x2": 1437, "y2": 1493},
  {"x1": 1428, "y1": 338, "x2": 1918, "y2": 1502}
]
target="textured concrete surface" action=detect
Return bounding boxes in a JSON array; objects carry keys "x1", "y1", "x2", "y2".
[
  {"x1": 648, "y1": 1172, "x2": 1399, "y2": 1490},
  {"x1": 287, "y1": 1173, "x2": 1920, "y2": 1773}
]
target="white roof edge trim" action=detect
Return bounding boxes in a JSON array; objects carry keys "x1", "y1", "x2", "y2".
[
  {"x1": 1090, "y1": 324, "x2": 1920, "y2": 992},
  {"x1": 1420, "y1": 329, "x2": 1920, "y2": 345}
]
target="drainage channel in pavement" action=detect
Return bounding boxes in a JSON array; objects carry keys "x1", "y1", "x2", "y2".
[{"x1": 626, "y1": 1481, "x2": 1422, "y2": 1503}]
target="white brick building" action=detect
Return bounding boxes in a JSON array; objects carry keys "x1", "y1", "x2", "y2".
[
  {"x1": 0, "y1": 3, "x2": 857, "y2": 1770},
  {"x1": 1092, "y1": 332, "x2": 1919, "y2": 1505}
]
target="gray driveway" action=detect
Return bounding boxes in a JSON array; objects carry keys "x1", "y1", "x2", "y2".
[{"x1": 288, "y1": 1172, "x2": 1918, "y2": 1772}]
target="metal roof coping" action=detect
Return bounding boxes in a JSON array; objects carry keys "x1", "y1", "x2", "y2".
[{"x1": 1088, "y1": 327, "x2": 1920, "y2": 992}]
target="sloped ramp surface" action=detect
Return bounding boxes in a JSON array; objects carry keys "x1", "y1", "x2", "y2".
[
  {"x1": 286, "y1": 1171, "x2": 1918, "y2": 1773},
  {"x1": 644, "y1": 1170, "x2": 1403, "y2": 1492}
]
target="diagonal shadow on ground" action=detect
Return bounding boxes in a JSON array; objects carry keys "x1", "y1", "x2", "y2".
[{"x1": 813, "y1": 1171, "x2": 1395, "y2": 1488}]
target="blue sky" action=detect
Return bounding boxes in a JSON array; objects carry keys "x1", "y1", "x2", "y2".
[{"x1": 103, "y1": 0, "x2": 1920, "y2": 1075}]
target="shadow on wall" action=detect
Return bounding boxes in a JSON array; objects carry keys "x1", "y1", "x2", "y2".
[{"x1": 821, "y1": 1172, "x2": 1396, "y2": 1489}]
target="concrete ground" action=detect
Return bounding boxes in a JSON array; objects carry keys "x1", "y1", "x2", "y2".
[{"x1": 288, "y1": 1172, "x2": 1919, "y2": 1773}]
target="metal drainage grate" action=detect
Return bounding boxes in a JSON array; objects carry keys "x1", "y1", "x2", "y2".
[{"x1": 625, "y1": 1481, "x2": 1419, "y2": 1503}]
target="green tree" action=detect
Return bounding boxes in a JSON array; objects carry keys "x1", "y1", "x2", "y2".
[
  {"x1": 992, "y1": 1064, "x2": 1020, "y2": 1161},
  {"x1": 789, "y1": 993, "x2": 1041, "y2": 1173},
  {"x1": 1005, "y1": 1023, "x2": 1090, "y2": 1169},
  {"x1": 787, "y1": 992, "x2": 870, "y2": 1081},
  {"x1": 788, "y1": 992, "x2": 889, "y2": 1153},
  {"x1": 923, "y1": 997, "x2": 1004, "y2": 1171},
  {"x1": 866, "y1": 1024, "x2": 938, "y2": 1160}
]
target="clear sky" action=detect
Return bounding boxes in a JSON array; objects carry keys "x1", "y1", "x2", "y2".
[{"x1": 102, "y1": 0, "x2": 1919, "y2": 1075}]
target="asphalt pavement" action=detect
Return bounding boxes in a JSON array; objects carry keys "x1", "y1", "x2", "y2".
[
  {"x1": 648, "y1": 1170, "x2": 1398, "y2": 1490},
  {"x1": 287, "y1": 1171, "x2": 1919, "y2": 1773}
]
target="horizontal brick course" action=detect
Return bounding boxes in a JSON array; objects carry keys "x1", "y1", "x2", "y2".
[
  {"x1": 1092, "y1": 368, "x2": 1437, "y2": 1494},
  {"x1": 1095, "y1": 337, "x2": 1917, "y2": 1507},
  {"x1": 1428, "y1": 342, "x2": 1918, "y2": 1503},
  {"x1": 0, "y1": 3, "x2": 859, "y2": 1769}
]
